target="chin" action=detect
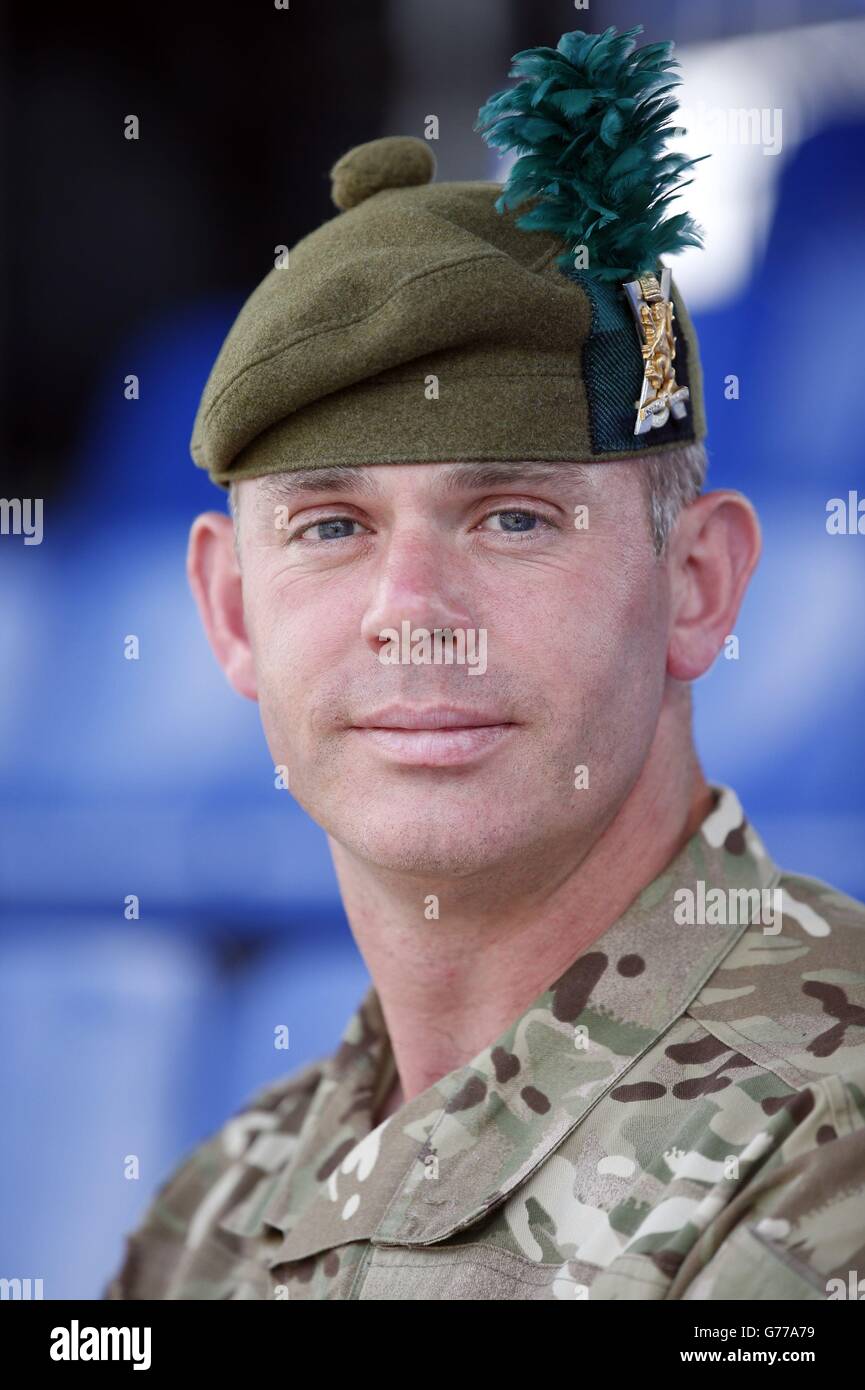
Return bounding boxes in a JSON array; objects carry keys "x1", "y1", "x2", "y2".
[{"x1": 335, "y1": 815, "x2": 518, "y2": 878}]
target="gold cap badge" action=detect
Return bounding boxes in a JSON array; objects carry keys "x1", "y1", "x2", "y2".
[{"x1": 624, "y1": 267, "x2": 690, "y2": 435}]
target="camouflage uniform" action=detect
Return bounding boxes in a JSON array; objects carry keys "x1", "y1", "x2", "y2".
[{"x1": 103, "y1": 784, "x2": 865, "y2": 1301}]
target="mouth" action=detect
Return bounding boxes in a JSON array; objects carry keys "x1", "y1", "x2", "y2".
[{"x1": 350, "y1": 706, "x2": 516, "y2": 767}]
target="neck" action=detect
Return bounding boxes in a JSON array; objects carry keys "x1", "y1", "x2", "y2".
[{"x1": 328, "y1": 689, "x2": 713, "y2": 1113}]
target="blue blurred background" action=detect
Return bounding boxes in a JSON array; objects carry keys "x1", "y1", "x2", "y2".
[{"x1": 2, "y1": 0, "x2": 864, "y2": 1298}]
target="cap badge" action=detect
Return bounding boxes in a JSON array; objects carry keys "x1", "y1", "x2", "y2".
[{"x1": 624, "y1": 267, "x2": 690, "y2": 434}]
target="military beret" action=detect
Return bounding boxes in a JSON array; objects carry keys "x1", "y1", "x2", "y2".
[{"x1": 190, "y1": 24, "x2": 707, "y2": 490}]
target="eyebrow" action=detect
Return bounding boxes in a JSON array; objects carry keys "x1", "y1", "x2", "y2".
[{"x1": 255, "y1": 460, "x2": 592, "y2": 506}]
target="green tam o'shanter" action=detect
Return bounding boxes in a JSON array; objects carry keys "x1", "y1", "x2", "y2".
[{"x1": 190, "y1": 23, "x2": 707, "y2": 491}]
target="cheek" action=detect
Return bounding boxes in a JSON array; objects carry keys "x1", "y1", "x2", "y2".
[
  {"x1": 617, "y1": 561, "x2": 669, "y2": 653},
  {"x1": 561, "y1": 555, "x2": 665, "y2": 651},
  {"x1": 247, "y1": 602, "x2": 296, "y2": 690},
  {"x1": 244, "y1": 571, "x2": 361, "y2": 748},
  {"x1": 546, "y1": 561, "x2": 669, "y2": 717},
  {"x1": 241, "y1": 576, "x2": 315, "y2": 731}
]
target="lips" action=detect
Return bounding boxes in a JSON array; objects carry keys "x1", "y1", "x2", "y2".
[
  {"x1": 350, "y1": 706, "x2": 516, "y2": 766},
  {"x1": 352, "y1": 705, "x2": 510, "y2": 731}
]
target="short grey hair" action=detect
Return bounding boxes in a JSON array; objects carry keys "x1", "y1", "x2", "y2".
[
  {"x1": 639, "y1": 439, "x2": 708, "y2": 557},
  {"x1": 227, "y1": 483, "x2": 241, "y2": 561},
  {"x1": 228, "y1": 440, "x2": 708, "y2": 558}
]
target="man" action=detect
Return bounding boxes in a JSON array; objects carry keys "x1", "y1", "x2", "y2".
[{"x1": 104, "y1": 25, "x2": 865, "y2": 1300}]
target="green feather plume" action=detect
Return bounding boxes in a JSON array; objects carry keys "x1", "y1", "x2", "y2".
[{"x1": 474, "y1": 24, "x2": 707, "y2": 282}]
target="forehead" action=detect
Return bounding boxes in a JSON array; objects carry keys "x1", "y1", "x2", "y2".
[{"x1": 241, "y1": 461, "x2": 613, "y2": 510}]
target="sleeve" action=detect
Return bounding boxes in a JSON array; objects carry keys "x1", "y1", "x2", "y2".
[
  {"x1": 100, "y1": 1126, "x2": 236, "y2": 1300},
  {"x1": 101, "y1": 1059, "x2": 327, "y2": 1299},
  {"x1": 668, "y1": 1068, "x2": 865, "y2": 1301}
]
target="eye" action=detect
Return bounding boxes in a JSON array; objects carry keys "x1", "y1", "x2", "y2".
[
  {"x1": 291, "y1": 516, "x2": 368, "y2": 543},
  {"x1": 288, "y1": 507, "x2": 557, "y2": 544},
  {"x1": 477, "y1": 508, "x2": 555, "y2": 538}
]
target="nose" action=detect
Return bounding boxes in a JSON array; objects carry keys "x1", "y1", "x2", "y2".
[{"x1": 359, "y1": 524, "x2": 475, "y2": 656}]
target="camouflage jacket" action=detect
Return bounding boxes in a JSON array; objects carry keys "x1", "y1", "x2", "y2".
[{"x1": 103, "y1": 784, "x2": 865, "y2": 1300}]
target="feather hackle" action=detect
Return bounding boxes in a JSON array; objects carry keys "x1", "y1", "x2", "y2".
[{"x1": 474, "y1": 24, "x2": 706, "y2": 282}]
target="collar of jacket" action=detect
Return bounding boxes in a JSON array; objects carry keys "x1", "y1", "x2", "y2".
[{"x1": 218, "y1": 783, "x2": 781, "y2": 1266}]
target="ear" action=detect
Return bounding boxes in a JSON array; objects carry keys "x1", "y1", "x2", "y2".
[
  {"x1": 665, "y1": 489, "x2": 762, "y2": 681},
  {"x1": 186, "y1": 511, "x2": 258, "y2": 701}
]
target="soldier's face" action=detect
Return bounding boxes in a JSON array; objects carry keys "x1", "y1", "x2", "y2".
[{"x1": 215, "y1": 460, "x2": 674, "y2": 876}]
